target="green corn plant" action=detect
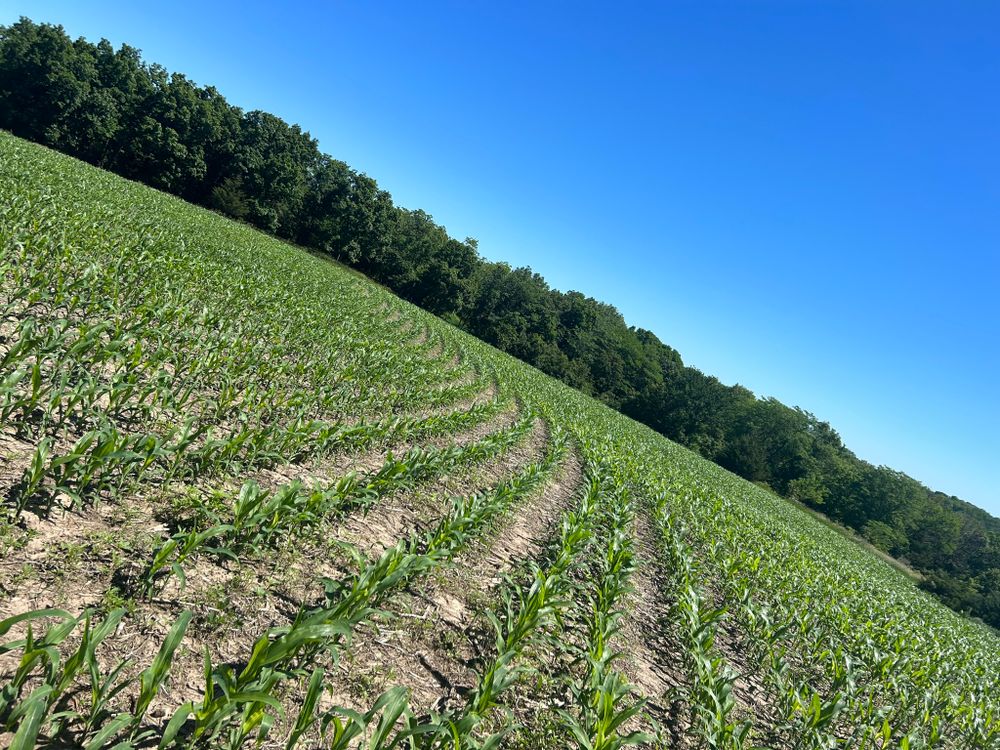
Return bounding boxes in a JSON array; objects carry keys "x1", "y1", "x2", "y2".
[
  {"x1": 284, "y1": 668, "x2": 325, "y2": 750},
  {"x1": 321, "y1": 686, "x2": 420, "y2": 750},
  {"x1": 470, "y1": 566, "x2": 562, "y2": 717},
  {"x1": 564, "y1": 669, "x2": 651, "y2": 750},
  {"x1": 87, "y1": 610, "x2": 192, "y2": 749},
  {"x1": 0, "y1": 608, "x2": 78, "y2": 724},
  {"x1": 7, "y1": 686, "x2": 53, "y2": 750},
  {"x1": 80, "y1": 648, "x2": 134, "y2": 736},
  {"x1": 9, "y1": 436, "x2": 51, "y2": 516},
  {"x1": 0, "y1": 609, "x2": 131, "y2": 747},
  {"x1": 161, "y1": 617, "x2": 349, "y2": 747},
  {"x1": 143, "y1": 524, "x2": 235, "y2": 596},
  {"x1": 44, "y1": 607, "x2": 129, "y2": 736},
  {"x1": 0, "y1": 367, "x2": 30, "y2": 423}
]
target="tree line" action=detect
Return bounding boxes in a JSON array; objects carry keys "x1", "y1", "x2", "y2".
[{"x1": 1, "y1": 18, "x2": 997, "y2": 627}]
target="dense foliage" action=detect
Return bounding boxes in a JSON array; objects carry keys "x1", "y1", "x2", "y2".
[{"x1": 1, "y1": 17, "x2": 996, "y2": 628}]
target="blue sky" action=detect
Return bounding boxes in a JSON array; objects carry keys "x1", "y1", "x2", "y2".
[{"x1": 5, "y1": 1, "x2": 998, "y2": 515}]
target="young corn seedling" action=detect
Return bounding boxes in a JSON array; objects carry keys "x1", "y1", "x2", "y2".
[
  {"x1": 143, "y1": 524, "x2": 235, "y2": 596},
  {"x1": 321, "y1": 686, "x2": 428, "y2": 750},
  {"x1": 8, "y1": 436, "x2": 51, "y2": 518},
  {"x1": 43, "y1": 608, "x2": 129, "y2": 737},
  {"x1": 161, "y1": 616, "x2": 350, "y2": 748},
  {"x1": 283, "y1": 667, "x2": 325, "y2": 750},
  {"x1": 0, "y1": 608, "x2": 78, "y2": 726},
  {"x1": 86, "y1": 610, "x2": 192, "y2": 749}
]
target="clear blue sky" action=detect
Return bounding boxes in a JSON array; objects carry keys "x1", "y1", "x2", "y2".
[{"x1": 5, "y1": 2, "x2": 998, "y2": 515}]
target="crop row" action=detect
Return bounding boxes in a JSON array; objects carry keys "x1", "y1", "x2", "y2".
[
  {"x1": 0, "y1": 412, "x2": 564, "y2": 746},
  {"x1": 143, "y1": 409, "x2": 536, "y2": 595}
]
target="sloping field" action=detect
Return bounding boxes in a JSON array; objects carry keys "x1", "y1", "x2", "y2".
[{"x1": 1, "y1": 132, "x2": 998, "y2": 749}]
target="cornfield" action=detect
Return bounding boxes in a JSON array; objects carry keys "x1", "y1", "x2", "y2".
[{"x1": 1, "y1": 132, "x2": 998, "y2": 749}]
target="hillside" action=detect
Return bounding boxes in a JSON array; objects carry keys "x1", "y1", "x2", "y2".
[
  {"x1": 2, "y1": 134, "x2": 999, "y2": 748},
  {"x1": 2, "y1": 18, "x2": 996, "y2": 631}
]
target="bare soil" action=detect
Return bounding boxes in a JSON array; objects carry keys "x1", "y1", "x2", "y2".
[{"x1": 320, "y1": 422, "x2": 584, "y2": 719}]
